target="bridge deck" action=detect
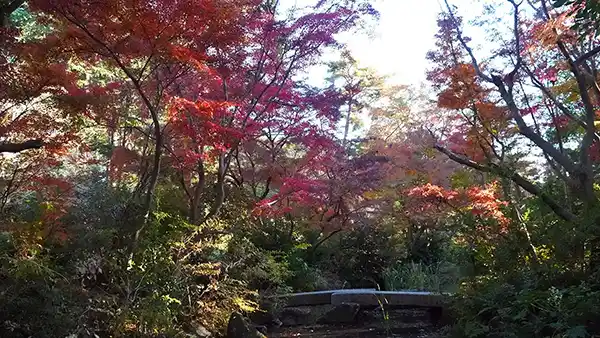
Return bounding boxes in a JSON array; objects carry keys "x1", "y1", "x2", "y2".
[
  {"x1": 273, "y1": 289, "x2": 448, "y2": 308},
  {"x1": 331, "y1": 291, "x2": 445, "y2": 307},
  {"x1": 272, "y1": 289, "x2": 377, "y2": 306}
]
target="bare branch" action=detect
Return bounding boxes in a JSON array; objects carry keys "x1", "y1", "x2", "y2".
[
  {"x1": 443, "y1": 0, "x2": 493, "y2": 83},
  {"x1": 522, "y1": 64, "x2": 592, "y2": 132},
  {"x1": 0, "y1": 139, "x2": 43, "y2": 153},
  {"x1": 505, "y1": 0, "x2": 523, "y2": 89},
  {"x1": 491, "y1": 75, "x2": 580, "y2": 176},
  {"x1": 575, "y1": 45, "x2": 600, "y2": 65},
  {"x1": 433, "y1": 143, "x2": 577, "y2": 222}
]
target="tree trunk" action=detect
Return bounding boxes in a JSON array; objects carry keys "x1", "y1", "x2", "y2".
[
  {"x1": 127, "y1": 115, "x2": 162, "y2": 262},
  {"x1": 509, "y1": 183, "x2": 540, "y2": 265},
  {"x1": 0, "y1": 139, "x2": 43, "y2": 153},
  {"x1": 342, "y1": 100, "x2": 352, "y2": 147},
  {"x1": 189, "y1": 162, "x2": 205, "y2": 224},
  {"x1": 203, "y1": 153, "x2": 226, "y2": 223}
]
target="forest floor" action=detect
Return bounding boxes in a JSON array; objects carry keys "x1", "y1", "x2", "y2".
[{"x1": 269, "y1": 308, "x2": 446, "y2": 338}]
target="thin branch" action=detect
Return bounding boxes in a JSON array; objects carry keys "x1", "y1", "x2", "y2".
[
  {"x1": 575, "y1": 45, "x2": 600, "y2": 65},
  {"x1": 491, "y1": 75, "x2": 579, "y2": 176},
  {"x1": 522, "y1": 64, "x2": 592, "y2": 132},
  {"x1": 0, "y1": 139, "x2": 43, "y2": 153},
  {"x1": 259, "y1": 176, "x2": 272, "y2": 200},
  {"x1": 434, "y1": 142, "x2": 577, "y2": 222},
  {"x1": 443, "y1": 0, "x2": 493, "y2": 83},
  {"x1": 505, "y1": 0, "x2": 523, "y2": 89}
]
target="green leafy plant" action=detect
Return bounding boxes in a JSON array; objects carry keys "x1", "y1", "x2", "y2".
[{"x1": 383, "y1": 261, "x2": 462, "y2": 293}]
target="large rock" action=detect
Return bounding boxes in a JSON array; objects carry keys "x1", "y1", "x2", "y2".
[
  {"x1": 190, "y1": 321, "x2": 212, "y2": 337},
  {"x1": 247, "y1": 310, "x2": 278, "y2": 327},
  {"x1": 317, "y1": 303, "x2": 360, "y2": 324},
  {"x1": 279, "y1": 306, "x2": 313, "y2": 326},
  {"x1": 226, "y1": 312, "x2": 266, "y2": 338}
]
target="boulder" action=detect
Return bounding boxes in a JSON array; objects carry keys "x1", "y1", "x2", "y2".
[
  {"x1": 226, "y1": 312, "x2": 266, "y2": 338},
  {"x1": 247, "y1": 310, "x2": 277, "y2": 326},
  {"x1": 280, "y1": 306, "x2": 313, "y2": 326},
  {"x1": 254, "y1": 325, "x2": 267, "y2": 335},
  {"x1": 317, "y1": 303, "x2": 360, "y2": 324}
]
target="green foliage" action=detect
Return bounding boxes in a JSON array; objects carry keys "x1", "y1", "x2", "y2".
[
  {"x1": 9, "y1": 5, "x2": 53, "y2": 42},
  {"x1": 383, "y1": 261, "x2": 462, "y2": 293},
  {"x1": 287, "y1": 257, "x2": 343, "y2": 292},
  {"x1": 0, "y1": 174, "x2": 263, "y2": 337},
  {"x1": 227, "y1": 237, "x2": 292, "y2": 291},
  {"x1": 325, "y1": 226, "x2": 398, "y2": 289},
  {"x1": 452, "y1": 274, "x2": 600, "y2": 338}
]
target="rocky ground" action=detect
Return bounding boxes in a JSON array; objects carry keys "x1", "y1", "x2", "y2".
[
  {"x1": 244, "y1": 305, "x2": 447, "y2": 338},
  {"x1": 268, "y1": 310, "x2": 443, "y2": 338}
]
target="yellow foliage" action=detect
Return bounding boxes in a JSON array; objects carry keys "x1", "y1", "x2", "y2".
[
  {"x1": 536, "y1": 245, "x2": 553, "y2": 262},
  {"x1": 551, "y1": 78, "x2": 578, "y2": 101},
  {"x1": 233, "y1": 297, "x2": 259, "y2": 313},
  {"x1": 363, "y1": 190, "x2": 381, "y2": 200}
]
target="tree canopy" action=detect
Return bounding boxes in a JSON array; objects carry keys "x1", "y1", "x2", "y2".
[{"x1": 2, "y1": 0, "x2": 600, "y2": 337}]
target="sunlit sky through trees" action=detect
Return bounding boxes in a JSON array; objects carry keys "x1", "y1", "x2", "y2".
[
  {"x1": 279, "y1": 0, "x2": 487, "y2": 87},
  {"x1": 278, "y1": 0, "x2": 495, "y2": 139}
]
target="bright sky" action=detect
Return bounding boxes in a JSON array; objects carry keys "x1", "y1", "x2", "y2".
[
  {"x1": 280, "y1": 0, "x2": 482, "y2": 86},
  {"x1": 340, "y1": 0, "x2": 443, "y2": 86},
  {"x1": 342, "y1": 0, "x2": 496, "y2": 87},
  {"x1": 278, "y1": 0, "x2": 486, "y2": 137}
]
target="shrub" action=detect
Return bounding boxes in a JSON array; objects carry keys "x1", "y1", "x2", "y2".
[
  {"x1": 383, "y1": 261, "x2": 462, "y2": 293},
  {"x1": 451, "y1": 273, "x2": 600, "y2": 338}
]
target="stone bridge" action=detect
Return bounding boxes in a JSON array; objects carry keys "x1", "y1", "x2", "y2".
[
  {"x1": 274, "y1": 289, "x2": 447, "y2": 308},
  {"x1": 228, "y1": 289, "x2": 452, "y2": 337}
]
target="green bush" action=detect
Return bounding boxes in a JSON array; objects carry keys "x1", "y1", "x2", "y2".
[
  {"x1": 227, "y1": 237, "x2": 293, "y2": 291},
  {"x1": 383, "y1": 261, "x2": 462, "y2": 293},
  {"x1": 451, "y1": 273, "x2": 600, "y2": 338},
  {"x1": 0, "y1": 174, "x2": 267, "y2": 337}
]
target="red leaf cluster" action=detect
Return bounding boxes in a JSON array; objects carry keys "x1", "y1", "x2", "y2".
[{"x1": 407, "y1": 181, "x2": 509, "y2": 230}]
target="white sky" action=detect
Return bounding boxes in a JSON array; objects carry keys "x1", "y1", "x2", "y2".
[
  {"x1": 280, "y1": 0, "x2": 483, "y2": 86},
  {"x1": 278, "y1": 0, "x2": 488, "y2": 137},
  {"x1": 340, "y1": 0, "x2": 443, "y2": 86},
  {"x1": 341, "y1": 0, "x2": 496, "y2": 86}
]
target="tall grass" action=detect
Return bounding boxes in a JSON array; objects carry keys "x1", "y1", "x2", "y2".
[{"x1": 383, "y1": 261, "x2": 462, "y2": 293}]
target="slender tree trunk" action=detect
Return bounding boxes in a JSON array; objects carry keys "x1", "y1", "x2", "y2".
[
  {"x1": 512, "y1": 185, "x2": 540, "y2": 265},
  {"x1": 198, "y1": 153, "x2": 227, "y2": 225},
  {"x1": 342, "y1": 100, "x2": 352, "y2": 147},
  {"x1": 189, "y1": 195, "x2": 198, "y2": 225},
  {"x1": 128, "y1": 116, "x2": 162, "y2": 261},
  {"x1": 407, "y1": 222, "x2": 414, "y2": 258},
  {"x1": 189, "y1": 162, "x2": 205, "y2": 224},
  {"x1": 286, "y1": 214, "x2": 295, "y2": 244}
]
